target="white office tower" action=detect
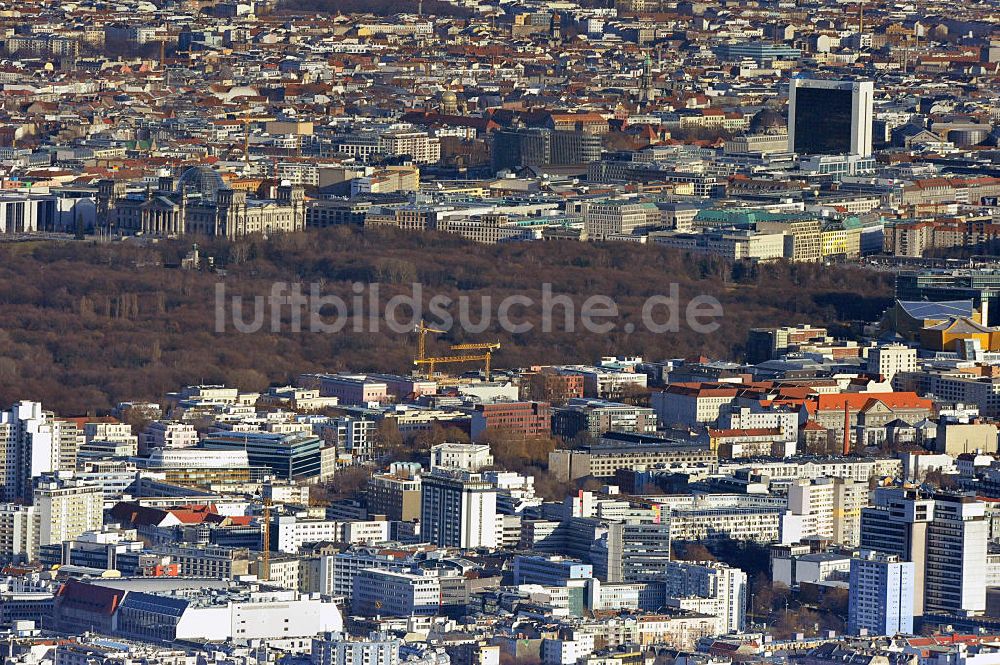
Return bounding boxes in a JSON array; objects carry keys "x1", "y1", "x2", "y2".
[
  {"x1": 848, "y1": 550, "x2": 915, "y2": 636},
  {"x1": 788, "y1": 77, "x2": 874, "y2": 157},
  {"x1": 923, "y1": 494, "x2": 987, "y2": 616},
  {"x1": 861, "y1": 488, "x2": 988, "y2": 617},
  {"x1": 662, "y1": 560, "x2": 747, "y2": 633},
  {"x1": 420, "y1": 469, "x2": 498, "y2": 549},
  {"x1": 0, "y1": 401, "x2": 62, "y2": 502}
]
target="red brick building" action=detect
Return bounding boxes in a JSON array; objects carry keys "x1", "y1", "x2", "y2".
[{"x1": 470, "y1": 401, "x2": 552, "y2": 440}]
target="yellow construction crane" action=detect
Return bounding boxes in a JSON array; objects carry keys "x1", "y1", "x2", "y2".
[
  {"x1": 260, "y1": 497, "x2": 272, "y2": 582},
  {"x1": 414, "y1": 342, "x2": 501, "y2": 380},
  {"x1": 414, "y1": 319, "x2": 445, "y2": 364},
  {"x1": 413, "y1": 320, "x2": 501, "y2": 380}
]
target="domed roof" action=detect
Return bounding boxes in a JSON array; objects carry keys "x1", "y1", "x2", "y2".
[
  {"x1": 176, "y1": 166, "x2": 228, "y2": 202},
  {"x1": 749, "y1": 108, "x2": 786, "y2": 134},
  {"x1": 441, "y1": 90, "x2": 458, "y2": 102}
]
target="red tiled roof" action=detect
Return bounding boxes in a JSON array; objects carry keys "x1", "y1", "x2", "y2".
[{"x1": 814, "y1": 392, "x2": 933, "y2": 412}]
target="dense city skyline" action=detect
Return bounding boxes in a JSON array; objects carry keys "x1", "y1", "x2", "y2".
[{"x1": 1, "y1": 0, "x2": 1000, "y2": 663}]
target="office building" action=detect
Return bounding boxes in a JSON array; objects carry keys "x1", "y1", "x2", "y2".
[
  {"x1": 38, "y1": 529, "x2": 146, "y2": 574},
  {"x1": 605, "y1": 522, "x2": 674, "y2": 583},
  {"x1": 513, "y1": 555, "x2": 594, "y2": 586},
  {"x1": 756, "y1": 217, "x2": 822, "y2": 262},
  {"x1": 141, "y1": 421, "x2": 199, "y2": 451},
  {"x1": 318, "y1": 416, "x2": 378, "y2": 462},
  {"x1": 788, "y1": 78, "x2": 874, "y2": 157},
  {"x1": 551, "y1": 399, "x2": 657, "y2": 439},
  {"x1": 859, "y1": 487, "x2": 933, "y2": 616},
  {"x1": 377, "y1": 130, "x2": 440, "y2": 164},
  {"x1": 848, "y1": 550, "x2": 914, "y2": 636},
  {"x1": 553, "y1": 365, "x2": 649, "y2": 400},
  {"x1": 275, "y1": 516, "x2": 390, "y2": 553},
  {"x1": 582, "y1": 200, "x2": 662, "y2": 240},
  {"x1": 430, "y1": 443, "x2": 494, "y2": 472},
  {"x1": 867, "y1": 345, "x2": 918, "y2": 385},
  {"x1": 201, "y1": 431, "x2": 323, "y2": 481},
  {"x1": 491, "y1": 128, "x2": 602, "y2": 171},
  {"x1": 352, "y1": 569, "x2": 441, "y2": 617},
  {"x1": 715, "y1": 41, "x2": 801, "y2": 64},
  {"x1": 327, "y1": 548, "x2": 415, "y2": 600},
  {"x1": 923, "y1": 494, "x2": 987, "y2": 616},
  {"x1": 420, "y1": 470, "x2": 498, "y2": 549},
  {"x1": 861, "y1": 489, "x2": 987, "y2": 617},
  {"x1": 144, "y1": 543, "x2": 251, "y2": 578},
  {"x1": 745, "y1": 325, "x2": 829, "y2": 364},
  {"x1": 469, "y1": 401, "x2": 551, "y2": 441},
  {"x1": 549, "y1": 435, "x2": 716, "y2": 481}
]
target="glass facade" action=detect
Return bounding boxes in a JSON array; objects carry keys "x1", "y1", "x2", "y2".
[{"x1": 793, "y1": 87, "x2": 853, "y2": 155}]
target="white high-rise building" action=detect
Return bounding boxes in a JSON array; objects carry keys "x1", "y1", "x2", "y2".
[
  {"x1": 789, "y1": 78, "x2": 874, "y2": 157},
  {"x1": 0, "y1": 503, "x2": 40, "y2": 563},
  {"x1": 788, "y1": 477, "x2": 869, "y2": 547},
  {"x1": 923, "y1": 494, "x2": 987, "y2": 616},
  {"x1": 860, "y1": 487, "x2": 934, "y2": 616},
  {"x1": 661, "y1": 560, "x2": 747, "y2": 633},
  {"x1": 34, "y1": 477, "x2": 104, "y2": 547},
  {"x1": 0, "y1": 401, "x2": 62, "y2": 502},
  {"x1": 420, "y1": 469, "x2": 498, "y2": 549},
  {"x1": 833, "y1": 478, "x2": 869, "y2": 548},
  {"x1": 861, "y1": 489, "x2": 987, "y2": 617},
  {"x1": 848, "y1": 550, "x2": 914, "y2": 636},
  {"x1": 788, "y1": 478, "x2": 835, "y2": 539}
]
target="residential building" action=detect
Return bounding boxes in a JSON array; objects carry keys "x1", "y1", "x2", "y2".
[
  {"x1": 859, "y1": 487, "x2": 934, "y2": 615},
  {"x1": 34, "y1": 478, "x2": 103, "y2": 547},
  {"x1": 312, "y1": 632, "x2": 401, "y2": 665},
  {"x1": 661, "y1": 561, "x2": 747, "y2": 633},
  {"x1": 848, "y1": 550, "x2": 915, "y2": 636},
  {"x1": 0, "y1": 504, "x2": 39, "y2": 563},
  {"x1": 0, "y1": 401, "x2": 63, "y2": 502}
]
